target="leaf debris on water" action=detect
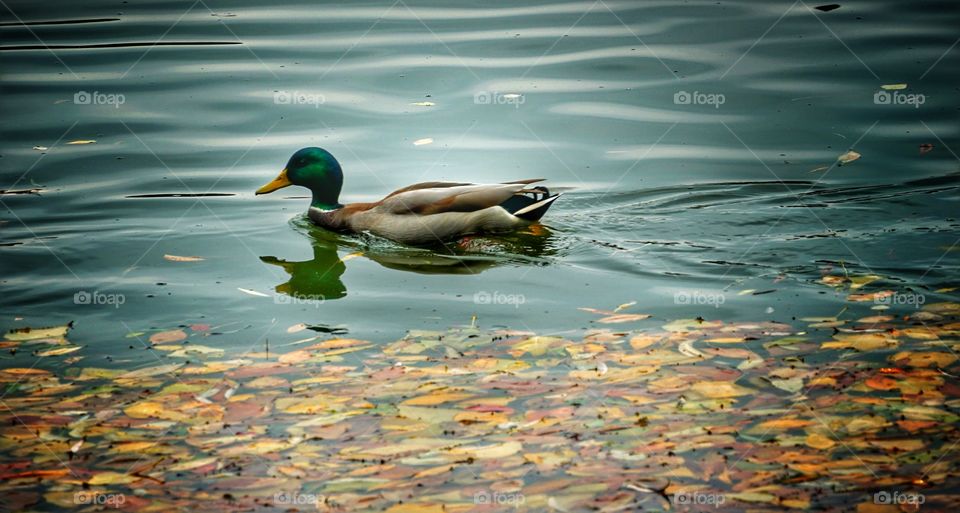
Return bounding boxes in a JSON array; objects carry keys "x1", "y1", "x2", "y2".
[
  {"x1": 2, "y1": 300, "x2": 959, "y2": 511},
  {"x1": 237, "y1": 287, "x2": 270, "y2": 297},
  {"x1": 164, "y1": 254, "x2": 205, "y2": 262},
  {"x1": 837, "y1": 150, "x2": 861, "y2": 166}
]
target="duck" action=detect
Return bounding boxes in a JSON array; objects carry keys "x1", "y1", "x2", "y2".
[{"x1": 256, "y1": 147, "x2": 561, "y2": 245}]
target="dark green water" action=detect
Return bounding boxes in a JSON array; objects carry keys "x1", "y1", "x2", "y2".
[{"x1": 1, "y1": 0, "x2": 958, "y2": 364}]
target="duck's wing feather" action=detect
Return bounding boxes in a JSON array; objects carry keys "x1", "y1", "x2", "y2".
[
  {"x1": 378, "y1": 181, "x2": 544, "y2": 215},
  {"x1": 384, "y1": 181, "x2": 473, "y2": 198}
]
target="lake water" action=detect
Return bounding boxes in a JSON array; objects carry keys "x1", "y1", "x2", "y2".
[
  {"x1": 1, "y1": 0, "x2": 959, "y2": 510},
  {"x1": 2, "y1": 0, "x2": 957, "y2": 358}
]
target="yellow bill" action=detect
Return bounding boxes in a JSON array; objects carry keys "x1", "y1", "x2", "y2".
[{"x1": 255, "y1": 168, "x2": 291, "y2": 195}]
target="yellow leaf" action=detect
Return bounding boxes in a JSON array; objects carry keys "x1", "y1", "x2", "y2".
[
  {"x1": 822, "y1": 333, "x2": 898, "y2": 351},
  {"x1": 837, "y1": 150, "x2": 861, "y2": 166},
  {"x1": 847, "y1": 290, "x2": 893, "y2": 302},
  {"x1": 163, "y1": 254, "x2": 204, "y2": 262},
  {"x1": 35, "y1": 346, "x2": 82, "y2": 357},
  {"x1": 118, "y1": 363, "x2": 184, "y2": 379},
  {"x1": 87, "y1": 472, "x2": 137, "y2": 485},
  {"x1": 385, "y1": 504, "x2": 448, "y2": 513},
  {"x1": 124, "y1": 401, "x2": 189, "y2": 421},
  {"x1": 1, "y1": 368, "x2": 51, "y2": 376},
  {"x1": 278, "y1": 393, "x2": 344, "y2": 414},
  {"x1": 890, "y1": 351, "x2": 957, "y2": 368},
  {"x1": 689, "y1": 381, "x2": 750, "y2": 398},
  {"x1": 168, "y1": 456, "x2": 218, "y2": 472},
  {"x1": 510, "y1": 336, "x2": 560, "y2": 357},
  {"x1": 899, "y1": 328, "x2": 940, "y2": 340},
  {"x1": 805, "y1": 433, "x2": 836, "y2": 449},
  {"x1": 629, "y1": 335, "x2": 660, "y2": 351},
  {"x1": 447, "y1": 441, "x2": 521, "y2": 459},
  {"x1": 728, "y1": 492, "x2": 777, "y2": 503},
  {"x1": 305, "y1": 338, "x2": 364, "y2": 350},
  {"x1": 598, "y1": 313, "x2": 651, "y2": 324},
  {"x1": 149, "y1": 329, "x2": 187, "y2": 344},
  {"x1": 402, "y1": 391, "x2": 473, "y2": 406},
  {"x1": 753, "y1": 419, "x2": 816, "y2": 431},
  {"x1": 279, "y1": 350, "x2": 311, "y2": 364},
  {"x1": 849, "y1": 275, "x2": 881, "y2": 289},
  {"x1": 5, "y1": 324, "x2": 71, "y2": 341}
]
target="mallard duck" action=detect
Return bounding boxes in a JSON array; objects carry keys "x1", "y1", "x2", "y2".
[{"x1": 256, "y1": 147, "x2": 560, "y2": 245}]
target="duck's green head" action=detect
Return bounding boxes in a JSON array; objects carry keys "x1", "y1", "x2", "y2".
[{"x1": 256, "y1": 147, "x2": 343, "y2": 209}]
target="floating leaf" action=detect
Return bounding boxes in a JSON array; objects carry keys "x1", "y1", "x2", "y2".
[
  {"x1": 118, "y1": 363, "x2": 184, "y2": 379},
  {"x1": 87, "y1": 472, "x2": 137, "y2": 485},
  {"x1": 35, "y1": 346, "x2": 82, "y2": 357},
  {"x1": 238, "y1": 287, "x2": 270, "y2": 297},
  {"x1": 164, "y1": 254, "x2": 205, "y2": 262},
  {"x1": 597, "y1": 313, "x2": 651, "y2": 324},
  {"x1": 5, "y1": 323, "x2": 72, "y2": 341},
  {"x1": 149, "y1": 329, "x2": 187, "y2": 344},
  {"x1": 837, "y1": 150, "x2": 861, "y2": 166},
  {"x1": 822, "y1": 333, "x2": 898, "y2": 351},
  {"x1": 806, "y1": 433, "x2": 836, "y2": 449},
  {"x1": 689, "y1": 381, "x2": 751, "y2": 398},
  {"x1": 890, "y1": 351, "x2": 957, "y2": 368}
]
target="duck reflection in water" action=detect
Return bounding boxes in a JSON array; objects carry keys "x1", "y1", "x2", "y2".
[{"x1": 260, "y1": 223, "x2": 559, "y2": 302}]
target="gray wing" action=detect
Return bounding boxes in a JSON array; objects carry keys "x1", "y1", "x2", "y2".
[{"x1": 378, "y1": 181, "x2": 543, "y2": 215}]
